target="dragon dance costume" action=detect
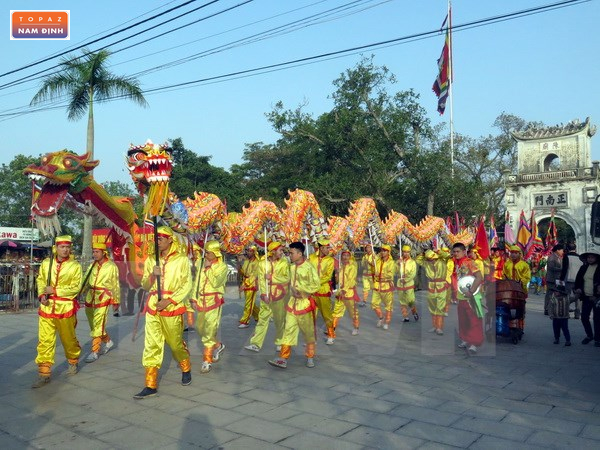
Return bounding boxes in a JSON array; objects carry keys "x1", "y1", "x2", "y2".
[
  {"x1": 191, "y1": 240, "x2": 228, "y2": 372},
  {"x1": 34, "y1": 235, "x2": 82, "y2": 386},
  {"x1": 139, "y1": 227, "x2": 192, "y2": 393},
  {"x1": 249, "y1": 242, "x2": 290, "y2": 350},
  {"x1": 371, "y1": 245, "x2": 396, "y2": 328},
  {"x1": 271, "y1": 255, "x2": 320, "y2": 368},
  {"x1": 84, "y1": 242, "x2": 120, "y2": 361},
  {"x1": 396, "y1": 245, "x2": 418, "y2": 321},
  {"x1": 332, "y1": 251, "x2": 360, "y2": 337},
  {"x1": 308, "y1": 240, "x2": 335, "y2": 338},
  {"x1": 361, "y1": 246, "x2": 376, "y2": 305},
  {"x1": 239, "y1": 247, "x2": 260, "y2": 326},
  {"x1": 417, "y1": 250, "x2": 448, "y2": 334}
]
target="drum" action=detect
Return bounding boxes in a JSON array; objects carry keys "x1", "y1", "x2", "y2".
[{"x1": 495, "y1": 279, "x2": 526, "y2": 302}]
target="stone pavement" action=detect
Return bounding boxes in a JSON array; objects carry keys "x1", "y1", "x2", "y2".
[{"x1": 1, "y1": 287, "x2": 600, "y2": 449}]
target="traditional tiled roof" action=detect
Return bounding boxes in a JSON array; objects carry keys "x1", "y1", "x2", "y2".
[{"x1": 511, "y1": 117, "x2": 596, "y2": 140}]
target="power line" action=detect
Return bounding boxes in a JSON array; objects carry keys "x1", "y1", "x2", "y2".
[
  {"x1": 0, "y1": 0, "x2": 228, "y2": 90},
  {"x1": 0, "y1": 0, "x2": 589, "y2": 121},
  {"x1": 0, "y1": 0, "x2": 372, "y2": 94},
  {"x1": 0, "y1": 0, "x2": 202, "y2": 79}
]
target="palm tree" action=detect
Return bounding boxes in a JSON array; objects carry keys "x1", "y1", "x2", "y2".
[{"x1": 31, "y1": 48, "x2": 148, "y2": 264}]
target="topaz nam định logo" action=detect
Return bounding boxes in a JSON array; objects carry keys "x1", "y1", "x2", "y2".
[{"x1": 10, "y1": 10, "x2": 70, "y2": 40}]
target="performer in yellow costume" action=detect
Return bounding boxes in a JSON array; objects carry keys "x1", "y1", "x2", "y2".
[
  {"x1": 331, "y1": 248, "x2": 360, "y2": 340},
  {"x1": 308, "y1": 239, "x2": 335, "y2": 340},
  {"x1": 245, "y1": 241, "x2": 290, "y2": 352},
  {"x1": 83, "y1": 242, "x2": 120, "y2": 363},
  {"x1": 396, "y1": 244, "x2": 419, "y2": 322},
  {"x1": 416, "y1": 249, "x2": 448, "y2": 335},
  {"x1": 360, "y1": 243, "x2": 376, "y2": 307},
  {"x1": 372, "y1": 244, "x2": 396, "y2": 330},
  {"x1": 134, "y1": 227, "x2": 193, "y2": 399},
  {"x1": 191, "y1": 240, "x2": 228, "y2": 374},
  {"x1": 239, "y1": 246, "x2": 260, "y2": 328},
  {"x1": 269, "y1": 241, "x2": 320, "y2": 369},
  {"x1": 503, "y1": 245, "x2": 532, "y2": 292},
  {"x1": 32, "y1": 235, "x2": 82, "y2": 388}
]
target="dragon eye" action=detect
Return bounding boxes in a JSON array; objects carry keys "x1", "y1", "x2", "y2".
[{"x1": 63, "y1": 157, "x2": 79, "y2": 168}]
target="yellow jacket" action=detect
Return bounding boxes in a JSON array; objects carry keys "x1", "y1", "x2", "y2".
[
  {"x1": 287, "y1": 260, "x2": 320, "y2": 314},
  {"x1": 416, "y1": 255, "x2": 448, "y2": 294},
  {"x1": 374, "y1": 256, "x2": 396, "y2": 293},
  {"x1": 37, "y1": 256, "x2": 82, "y2": 319},
  {"x1": 84, "y1": 258, "x2": 120, "y2": 308},
  {"x1": 308, "y1": 253, "x2": 334, "y2": 297},
  {"x1": 503, "y1": 259, "x2": 532, "y2": 292},
  {"x1": 396, "y1": 257, "x2": 417, "y2": 290},
  {"x1": 191, "y1": 259, "x2": 228, "y2": 312},
  {"x1": 361, "y1": 252, "x2": 376, "y2": 276},
  {"x1": 142, "y1": 248, "x2": 192, "y2": 316},
  {"x1": 240, "y1": 257, "x2": 259, "y2": 291},
  {"x1": 258, "y1": 256, "x2": 290, "y2": 301},
  {"x1": 338, "y1": 260, "x2": 358, "y2": 300}
]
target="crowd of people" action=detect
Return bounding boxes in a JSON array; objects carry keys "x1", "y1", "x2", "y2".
[{"x1": 31, "y1": 230, "x2": 600, "y2": 399}]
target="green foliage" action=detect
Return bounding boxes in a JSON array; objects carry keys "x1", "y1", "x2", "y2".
[
  {"x1": 168, "y1": 138, "x2": 245, "y2": 211},
  {"x1": 0, "y1": 155, "x2": 41, "y2": 227},
  {"x1": 30, "y1": 48, "x2": 148, "y2": 121}
]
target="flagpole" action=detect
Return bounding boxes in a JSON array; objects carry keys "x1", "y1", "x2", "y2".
[{"x1": 448, "y1": 0, "x2": 455, "y2": 198}]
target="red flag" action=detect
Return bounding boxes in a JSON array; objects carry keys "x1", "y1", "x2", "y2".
[
  {"x1": 473, "y1": 219, "x2": 490, "y2": 260},
  {"x1": 432, "y1": 10, "x2": 452, "y2": 115}
]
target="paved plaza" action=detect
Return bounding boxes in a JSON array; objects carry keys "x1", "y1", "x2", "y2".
[{"x1": 1, "y1": 287, "x2": 600, "y2": 449}]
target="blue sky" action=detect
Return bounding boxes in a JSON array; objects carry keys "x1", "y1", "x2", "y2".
[{"x1": 2, "y1": 0, "x2": 599, "y2": 187}]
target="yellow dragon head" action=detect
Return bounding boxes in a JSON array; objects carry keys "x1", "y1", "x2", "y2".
[{"x1": 127, "y1": 139, "x2": 172, "y2": 217}]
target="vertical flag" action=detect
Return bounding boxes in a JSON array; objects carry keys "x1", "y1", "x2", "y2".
[
  {"x1": 432, "y1": 9, "x2": 452, "y2": 115},
  {"x1": 516, "y1": 210, "x2": 532, "y2": 253},
  {"x1": 504, "y1": 211, "x2": 516, "y2": 245},
  {"x1": 473, "y1": 218, "x2": 491, "y2": 260},
  {"x1": 526, "y1": 210, "x2": 544, "y2": 259},
  {"x1": 544, "y1": 210, "x2": 558, "y2": 255},
  {"x1": 488, "y1": 215, "x2": 499, "y2": 249}
]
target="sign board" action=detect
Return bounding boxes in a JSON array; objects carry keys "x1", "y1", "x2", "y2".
[
  {"x1": 532, "y1": 192, "x2": 568, "y2": 208},
  {"x1": 0, "y1": 227, "x2": 41, "y2": 241}
]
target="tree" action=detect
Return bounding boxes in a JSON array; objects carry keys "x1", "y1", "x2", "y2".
[
  {"x1": 236, "y1": 57, "x2": 437, "y2": 217},
  {"x1": 0, "y1": 154, "x2": 83, "y2": 249},
  {"x1": 30, "y1": 48, "x2": 148, "y2": 264},
  {"x1": 0, "y1": 155, "x2": 42, "y2": 228},
  {"x1": 168, "y1": 138, "x2": 244, "y2": 211}
]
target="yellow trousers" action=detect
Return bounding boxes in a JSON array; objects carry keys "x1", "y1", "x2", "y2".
[
  {"x1": 240, "y1": 290, "x2": 259, "y2": 324},
  {"x1": 427, "y1": 292, "x2": 447, "y2": 316},
  {"x1": 280, "y1": 311, "x2": 316, "y2": 348},
  {"x1": 85, "y1": 305, "x2": 110, "y2": 339},
  {"x1": 313, "y1": 294, "x2": 333, "y2": 329},
  {"x1": 35, "y1": 315, "x2": 81, "y2": 372},
  {"x1": 397, "y1": 288, "x2": 417, "y2": 317},
  {"x1": 362, "y1": 276, "x2": 373, "y2": 301},
  {"x1": 142, "y1": 313, "x2": 189, "y2": 369},
  {"x1": 372, "y1": 290, "x2": 394, "y2": 322},
  {"x1": 196, "y1": 306, "x2": 222, "y2": 362},
  {"x1": 332, "y1": 299, "x2": 359, "y2": 335},
  {"x1": 250, "y1": 299, "x2": 286, "y2": 348}
]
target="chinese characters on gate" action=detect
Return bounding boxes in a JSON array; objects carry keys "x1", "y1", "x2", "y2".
[{"x1": 533, "y1": 192, "x2": 568, "y2": 208}]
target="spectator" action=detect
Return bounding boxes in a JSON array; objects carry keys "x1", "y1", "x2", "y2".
[{"x1": 545, "y1": 244, "x2": 564, "y2": 315}]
